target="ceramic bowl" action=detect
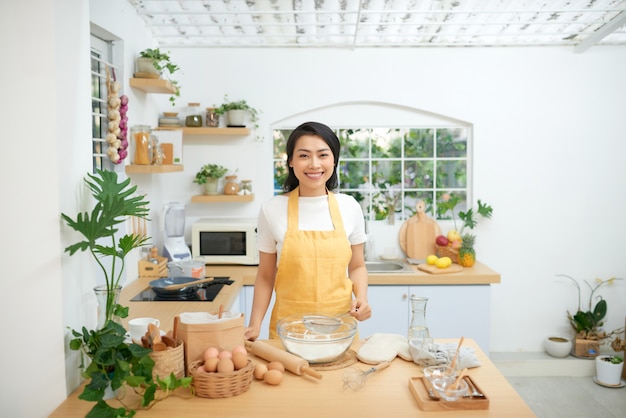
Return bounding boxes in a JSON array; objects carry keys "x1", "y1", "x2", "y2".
[
  {"x1": 544, "y1": 336, "x2": 572, "y2": 358},
  {"x1": 431, "y1": 377, "x2": 469, "y2": 401},
  {"x1": 276, "y1": 313, "x2": 357, "y2": 364}
]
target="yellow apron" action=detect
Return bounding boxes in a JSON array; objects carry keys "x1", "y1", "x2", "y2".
[{"x1": 269, "y1": 188, "x2": 353, "y2": 339}]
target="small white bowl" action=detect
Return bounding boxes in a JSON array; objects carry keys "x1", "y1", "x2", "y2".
[{"x1": 544, "y1": 336, "x2": 572, "y2": 358}]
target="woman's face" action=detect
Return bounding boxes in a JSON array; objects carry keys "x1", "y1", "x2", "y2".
[{"x1": 290, "y1": 134, "x2": 335, "y2": 196}]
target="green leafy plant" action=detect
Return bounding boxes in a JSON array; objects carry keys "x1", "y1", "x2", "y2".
[
  {"x1": 69, "y1": 321, "x2": 192, "y2": 417},
  {"x1": 62, "y1": 169, "x2": 150, "y2": 324},
  {"x1": 437, "y1": 193, "x2": 493, "y2": 234},
  {"x1": 556, "y1": 274, "x2": 623, "y2": 340},
  {"x1": 214, "y1": 95, "x2": 260, "y2": 129},
  {"x1": 193, "y1": 163, "x2": 229, "y2": 185},
  {"x1": 138, "y1": 48, "x2": 181, "y2": 106}
]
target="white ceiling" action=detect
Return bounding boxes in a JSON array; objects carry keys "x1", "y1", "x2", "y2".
[{"x1": 127, "y1": 0, "x2": 626, "y2": 52}]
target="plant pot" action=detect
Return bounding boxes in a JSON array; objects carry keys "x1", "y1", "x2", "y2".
[
  {"x1": 544, "y1": 336, "x2": 572, "y2": 358},
  {"x1": 204, "y1": 178, "x2": 220, "y2": 195},
  {"x1": 135, "y1": 57, "x2": 160, "y2": 75},
  {"x1": 572, "y1": 338, "x2": 600, "y2": 358},
  {"x1": 595, "y1": 355, "x2": 624, "y2": 386},
  {"x1": 227, "y1": 109, "x2": 245, "y2": 126}
]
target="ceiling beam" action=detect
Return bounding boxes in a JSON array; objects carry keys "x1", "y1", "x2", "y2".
[{"x1": 574, "y1": 3, "x2": 626, "y2": 53}]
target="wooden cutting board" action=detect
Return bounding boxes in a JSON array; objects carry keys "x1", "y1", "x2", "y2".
[
  {"x1": 399, "y1": 201, "x2": 441, "y2": 260},
  {"x1": 417, "y1": 263, "x2": 464, "y2": 274}
]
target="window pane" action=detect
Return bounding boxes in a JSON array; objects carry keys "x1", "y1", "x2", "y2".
[
  {"x1": 273, "y1": 160, "x2": 288, "y2": 192},
  {"x1": 405, "y1": 129, "x2": 434, "y2": 158},
  {"x1": 404, "y1": 160, "x2": 434, "y2": 188},
  {"x1": 339, "y1": 161, "x2": 368, "y2": 189},
  {"x1": 273, "y1": 129, "x2": 289, "y2": 159},
  {"x1": 402, "y1": 191, "x2": 436, "y2": 219},
  {"x1": 437, "y1": 128, "x2": 467, "y2": 158},
  {"x1": 372, "y1": 160, "x2": 402, "y2": 186},
  {"x1": 339, "y1": 129, "x2": 369, "y2": 159},
  {"x1": 436, "y1": 160, "x2": 467, "y2": 188},
  {"x1": 372, "y1": 128, "x2": 402, "y2": 158}
]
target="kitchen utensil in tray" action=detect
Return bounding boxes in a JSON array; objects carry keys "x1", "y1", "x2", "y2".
[
  {"x1": 409, "y1": 376, "x2": 489, "y2": 411},
  {"x1": 190, "y1": 359, "x2": 253, "y2": 398}
]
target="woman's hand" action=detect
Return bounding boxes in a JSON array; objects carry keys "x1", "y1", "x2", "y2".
[
  {"x1": 350, "y1": 298, "x2": 371, "y2": 321},
  {"x1": 244, "y1": 325, "x2": 260, "y2": 341}
]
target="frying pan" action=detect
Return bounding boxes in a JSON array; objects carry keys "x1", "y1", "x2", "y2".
[{"x1": 149, "y1": 277, "x2": 209, "y2": 296}]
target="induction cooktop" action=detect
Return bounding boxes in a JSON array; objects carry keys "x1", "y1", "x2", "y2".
[{"x1": 130, "y1": 277, "x2": 234, "y2": 302}]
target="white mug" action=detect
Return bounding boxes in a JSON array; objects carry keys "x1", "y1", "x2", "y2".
[{"x1": 128, "y1": 317, "x2": 160, "y2": 341}]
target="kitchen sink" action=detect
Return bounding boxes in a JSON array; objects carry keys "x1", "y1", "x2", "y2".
[{"x1": 365, "y1": 260, "x2": 413, "y2": 273}]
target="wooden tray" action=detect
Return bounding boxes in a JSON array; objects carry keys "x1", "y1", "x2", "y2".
[
  {"x1": 417, "y1": 263, "x2": 464, "y2": 274},
  {"x1": 409, "y1": 376, "x2": 489, "y2": 411}
]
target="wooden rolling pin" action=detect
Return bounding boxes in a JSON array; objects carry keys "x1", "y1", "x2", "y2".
[{"x1": 245, "y1": 340, "x2": 323, "y2": 380}]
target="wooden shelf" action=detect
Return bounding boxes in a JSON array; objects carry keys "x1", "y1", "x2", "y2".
[
  {"x1": 153, "y1": 127, "x2": 250, "y2": 136},
  {"x1": 125, "y1": 164, "x2": 184, "y2": 174},
  {"x1": 191, "y1": 194, "x2": 255, "y2": 203},
  {"x1": 129, "y1": 78, "x2": 176, "y2": 94}
]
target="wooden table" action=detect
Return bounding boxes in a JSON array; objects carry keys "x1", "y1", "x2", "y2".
[{"x1": 49, "y1": 338, "x2": 535, "y2": 417}]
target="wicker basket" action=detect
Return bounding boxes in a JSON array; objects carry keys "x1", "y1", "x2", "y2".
[
  {"x1": 149, "y1": 340, "x2": 185, "y2": 381},
  {"x1": 436, "y1": 245, "x2": 460, "y2": 264},
  {"x1": 190, "y1": 359, "x2": 254, "y2": 398}
]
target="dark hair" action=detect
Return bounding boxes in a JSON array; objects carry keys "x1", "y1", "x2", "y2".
[{"x1": 282, "y1": 121, "x2": 340, "y2": 193}]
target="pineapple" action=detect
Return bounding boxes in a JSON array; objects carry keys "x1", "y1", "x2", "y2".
[{"x1": 458, "y1": 233, "x2": 476, "y2": 267}]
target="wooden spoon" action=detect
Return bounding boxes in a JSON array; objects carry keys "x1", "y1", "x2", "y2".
[
  {"x1": 218, "y1": 304, "x2": 224, "y2": 319},
  {"x1": 161, "y1": 276, "x2": 214, "y2": 291},
  {"x1": 449, "y1": 336, "x2": 464, "y2": 370},
  {"x1": 149, "y1": 323, "x2": 166, "y2": 351},
  {"x1": 448, "y1": 368, "x2": 468, "y2": 391}
]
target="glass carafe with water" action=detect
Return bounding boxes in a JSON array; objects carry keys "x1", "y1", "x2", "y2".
[{"x1": 408, "y1": 296, "x2": 430, "y2": 341}]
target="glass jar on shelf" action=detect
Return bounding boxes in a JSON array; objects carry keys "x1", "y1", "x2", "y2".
[
  {"x1": 185, "y1": 102, "x2": 203, "y2": 127},
  {"x1": 241, "y1": 179, "x2": 252, "y2": 195},
  {"x1": 131, "y1": 125, "x2": 152, "y2": 165},
  {"x1": 206, "y1": 107, "x2": 219, "y2": 127}
]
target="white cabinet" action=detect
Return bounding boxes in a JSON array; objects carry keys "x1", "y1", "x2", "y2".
[
  {"x1": 358, "y1": 285, "x2": 491, "y2": 354},
  {"x1": 241, "y1": 286, "x2": 275, "y2": 340}
]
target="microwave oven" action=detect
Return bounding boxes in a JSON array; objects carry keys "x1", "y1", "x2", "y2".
[{"x1": 191, "y1": 218, "x2": 259, "y2": 265}]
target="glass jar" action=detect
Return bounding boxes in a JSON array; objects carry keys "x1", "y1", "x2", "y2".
[
  {"x1": 131, "y1": 125, "x2": 152, "y2": 165},
  {"x1": 408, "y1": 296, "x2": 430, "y2": 342},
  {"x1": 185, "y1": 102, "x2": 202, "y2": 127},
  {"x1": 224, "y1": 175, "x2": 240, "y2": 195},
  {"x1": 151, "y1": 135, "x2": 163, "y2": 165},
  {"x1": 206, "y1": 107, "x2": 219, "y2": 127},
  {"x1": 241, "y1": 179, "x2": 252, "y2": 195}
]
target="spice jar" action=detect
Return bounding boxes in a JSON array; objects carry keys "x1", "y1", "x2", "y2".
[
  {"x1": 224, "y1": 175, "x2": 240, "y2": 195},
  {"x1": 241, "y1": 179, "x2": 252, "y2": 195},
  {"x1": 185, "y1": 102, "x2": 202, "y2": 127},
  {"x1": 131, "y1": 125, "x2": 152, "y2": 165},
  {"x1": 206, "y1": 107, "x2": 219, "y2": 127}
]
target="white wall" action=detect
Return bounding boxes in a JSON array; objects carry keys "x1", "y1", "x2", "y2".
[{"x1": 2, "y1": 0, "x2": 625, "y2": 415}]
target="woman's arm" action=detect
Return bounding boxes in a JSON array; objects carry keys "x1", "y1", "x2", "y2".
[
  {"x1": 244, "y1": 251, "x2": 277, "y2": 340},
  {"x1": 348, "y1": 242, "x2": 371, "y2": 321}
]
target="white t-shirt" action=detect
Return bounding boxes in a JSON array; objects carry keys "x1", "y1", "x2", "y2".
[{"x1": 257, "y1": 193, "x2": 367, "y2": 263}]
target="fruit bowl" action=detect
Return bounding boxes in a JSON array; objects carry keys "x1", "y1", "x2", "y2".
[{"x1": 276, "y1": 313, "x2": 357, "y2": 364}]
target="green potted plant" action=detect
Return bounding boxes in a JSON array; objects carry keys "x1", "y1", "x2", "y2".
[
  {"x1": 136, "y1": 47, "x2": 181, "y2": 106},
  {"x1": 62, "y1": 169, "x2": 191, "y2": 416},
  {"x1": 556, "y1": 274, "x2": 623, "y2": 358},
  {"x1": 214, "y1": 95, "x2": 260, "y2": 129},
  {"x1": 193, "y1": 163, "x2": 229, "y2": 195}
]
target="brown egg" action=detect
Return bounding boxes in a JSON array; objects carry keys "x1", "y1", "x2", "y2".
[
  {"x1": 253, "y1": 363, "x2": 268, "y2": 380},
  {"x1": 204, "y1": 347, "x2": 220, "y2": 361},
  {"x1": 232, "y1": 345, "x2": 247, "y2": 355},
  {"x1": 204, "y1": 357, "x2": 220, "y2": 373},
  {"x1": 264, "y1": 369, "x2": 283, "y2": 385},
  {"x1": 196, "y1": 365, "x2": 207, "y2": 374},
  {"x1": 232, "y1": 351, "x2": 248, "y2": 370},
  {"x1": 267, "y1": 361, "x2": 285, "y2": 373},
  {"x1": 216, "y1": 357, "x2": 235, "y2": 373},
  {"x1": 218, "y1": 350, "x2": 233, "y2": 359}
]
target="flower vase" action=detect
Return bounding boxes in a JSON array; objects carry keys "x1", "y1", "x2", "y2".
[
  {"x1": 204, "y1": 178, "x2": 219, "y2": 195},
  {"x1": 94, "y1": 285, "x2": 122, "y2": 329},
  {"x1": 387, "y1": 205, "x2": 395, "y2": 225}
]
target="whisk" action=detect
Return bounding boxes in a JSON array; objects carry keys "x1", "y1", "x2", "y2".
[{"x1": 342, "y1": 361, "x2": 390, "y2": 391}]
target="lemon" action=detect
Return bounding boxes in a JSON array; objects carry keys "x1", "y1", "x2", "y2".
[
  {"x1": 440, "y1": 257, "x2": 452, "y2": 268},
  {"x1": 435, "y1": 258, "x2": 448, "y2": 269},
  {"x1": 426, "y1": 255, "x2": 438, "y2": 265}
]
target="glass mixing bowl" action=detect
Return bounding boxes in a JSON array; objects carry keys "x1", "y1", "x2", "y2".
[{"x1": 276, "y1": 313, "x2": 357, "y2": 364}]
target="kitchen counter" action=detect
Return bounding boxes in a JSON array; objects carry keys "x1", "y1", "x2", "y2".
[{"x1": 49, "y1": 338, "x2": 534, "y2": 417}]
